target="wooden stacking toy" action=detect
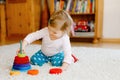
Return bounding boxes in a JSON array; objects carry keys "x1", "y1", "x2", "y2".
[{"x1": 12, "y1": 40, "x2": 31, "y2": 72}]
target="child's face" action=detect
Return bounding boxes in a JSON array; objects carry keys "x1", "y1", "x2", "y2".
[{"x1": 48, "y1": 26, "x2": 64, "y2": 40}]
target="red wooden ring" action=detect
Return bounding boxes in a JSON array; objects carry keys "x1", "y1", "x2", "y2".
[{"x1": 49, "y1": 68, "x2": 62, "y2": 74}]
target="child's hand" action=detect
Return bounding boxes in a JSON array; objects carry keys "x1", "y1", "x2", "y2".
[
  {"x1": 16, "y1": 49, "x2": 26, "y2": 57},
  {"x1": 61, "y1": 62, "x2": 69, "y2": 71},
  {"x1": 16, "y1": 49, "x2": 25, "y2": 54},
  {"x1": 61, "y1": 66, "x2": 67, "y2": 71}
]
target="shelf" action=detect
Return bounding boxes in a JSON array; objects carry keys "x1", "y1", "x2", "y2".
[
  {"x1": 0, "y1": 1, "x2": 5, "y2": 4},
  {"x1": 69, "y1": 12, "x2": 95, "y2": 16},
  {"x1": 72, "y1": 32, "x2": 95, "y2": 38}
]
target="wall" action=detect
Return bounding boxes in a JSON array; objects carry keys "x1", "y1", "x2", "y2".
[{"x1": 103, "y1": 0, "x2": 120, "y2": 38}]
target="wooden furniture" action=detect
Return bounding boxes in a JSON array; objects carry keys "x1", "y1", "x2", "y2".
[
  {"x1": 5, "y1": 0, "x2": 41, "y2": 38},
  {"x1": 48, "y1": 0, "x2": 103, "y2": 43},
  {"x1": 0, "y1": 3, "x2": 6, "y2": 44},
  {"x1": 40, "y1": 0, "x2": 49, "y2": 28}
]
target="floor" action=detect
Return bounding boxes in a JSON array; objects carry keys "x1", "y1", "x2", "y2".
[
  {"x1": 1, "y1": 43, "x2": 120, "y2": 80},
  {"x1": 1, "y1": 39, "x2": 120, "y2": 49}
]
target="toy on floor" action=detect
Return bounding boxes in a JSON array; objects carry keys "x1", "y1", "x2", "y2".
[
  {"x1": 49, "y1": 54, "x2": 78, "y2": 75},
  {"x1": 72, "y1": 54, "x2": 78, "y2": 63},
  {"x1": 12, "y1": 40, "x2": 31, "y2": 72},
  {"x1": 49, "y1": 68, "x2": 62, "y2": 74},
  {"x1": 27, "y1": 69, "x2": 39, "y2": 75},
  {"x1": 10, "y1": 71, "x2": 20, "y2": 76}
]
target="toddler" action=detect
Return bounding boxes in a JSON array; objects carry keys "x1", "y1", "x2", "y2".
[{"x1": 19, "y1": 10, "x2": 74, "y2": 71}]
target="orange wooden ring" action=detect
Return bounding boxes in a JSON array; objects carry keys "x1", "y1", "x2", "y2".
[{"x1": 27, "y1": 69, "x2": 39, "y2": 75}]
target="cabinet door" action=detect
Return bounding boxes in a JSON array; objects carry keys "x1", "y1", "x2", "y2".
[{"x1": 6, "y1": 0, "x2": 31, "y2": 37}]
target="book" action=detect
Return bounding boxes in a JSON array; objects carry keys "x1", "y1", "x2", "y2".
[
  {"x1": 72, "y1": 0, "x2": 77, "y2": 13},
  {"x1": 84, "y1": 0, "x2": 88, "y2": 13},
  {"x1": 60, "y1": 0, "x2": 64, "y2": 10},
  {"x1": 75, "y1": 0, "x2": 79, "y2": 13},
  {"x1": 56, "y1": 0, "x2": 60, "y2": 10},
  {"x1": 92, "y1": 0, "x2": 95, "y2": 13},
  {"x1": 54, "y1": 0, "x2": 57, "y2": 10},
  {"x1": 77, "y1": 0, "x2": 82, "y2": 13},
  {"x1": 66, "y1": 0, "x2": 72, "y2": 11},
  {"x1": 80, "y1": 0, "x2": 84, "y2": 13},
  {"x1": 69, "y1": 0, "x2": 74, "y2": 12},
  {"x1": 90, "y1": 0, "x2": 93, "y2": 13},
  {"x1": 63, "y1": 0, "x2": 68, "y2": 10},
  {"x1": 86, "y1": 0, "x2": 90, "y2": 13}
]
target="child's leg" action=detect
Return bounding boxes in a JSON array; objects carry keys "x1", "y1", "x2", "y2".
[
  {"x1": 49, "y1": 52, "x2": 64, "y2": 67},
  {"x1": 30, "y1": 50, "x2": 48, "y2": 66}
]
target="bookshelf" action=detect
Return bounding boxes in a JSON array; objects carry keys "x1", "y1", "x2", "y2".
[{"x1": 48, "y1": 0, "x2": 103, "y2": 43}]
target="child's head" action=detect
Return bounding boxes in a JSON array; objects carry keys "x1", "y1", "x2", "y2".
[{"x1": 48, "y1": 10, "x2": 73, "y2": 35}]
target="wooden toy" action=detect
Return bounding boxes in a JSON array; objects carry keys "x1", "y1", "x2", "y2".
[
  {"x1": 72, "y1": 54, "x2": 78, "y2": 63},
  {"x1": 12, "y1": 40, "x2": 31, "y2": 72},
  {"x1": 17, "y1": 40, "x2": 26, "y2": 57},
  {"x1": 49, "y1": 68, "x2": 62, "y2": 74},
  {"x1": 10, "y1": 71, "x2": 20, "y2": 76},
  {"x1": 17, "y1": 53, "x2": 26, "y2": 57},
  {"x1": 27, "y1": 69, "x2": 39, "y2": 75}
]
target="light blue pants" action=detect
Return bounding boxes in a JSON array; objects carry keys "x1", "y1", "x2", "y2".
[{"x1": 30, "y1": 50, "x2": 64, "y2": 66}]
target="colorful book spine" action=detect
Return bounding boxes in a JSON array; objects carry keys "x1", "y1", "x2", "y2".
[
  {"x1": 80, "y1": 0, "x2": 83, "y2": 13},
  {"x1": 86, "y1": 0, "x2": 90, "y2": 13},
  {"x1": 63, "y1": 0, "x2": 68, "y2": 10},
  {"x1": 84, "y1": 0, "x2": 88, "y2": 13},
  {"x1": 54, "y1": 0, "x2": 57, "y2": 11},
  {"x1": 81, "y1": 0, "x2": 85, "y2": 13},
  {"x1": 75, "y1": 0, "x2": 79, "y2": 12},
  {"x1": 77, "y1": 0, "x2": 82, "y2": 13},
  {"x1": 90, "y1": 0, "x2": 93, "y2": 13},
  {"x1": 92, "y1": 0, "x2": 95, "y2": 13},
  {"x1": 66, "y1": 0, "x2": 72, "y2": 11},
  {"x1": 56, "y1": 0, "x2": 60, "y2": 11},
  {"x1": 60, "y1": 0, "x2": 64, "y2": 10},
  {"x1": 72, "y1": 0, "x2": 77, "y2": 13},
  {"x1": 69, "y1": 0, "x2": 74, "y2": 12}
]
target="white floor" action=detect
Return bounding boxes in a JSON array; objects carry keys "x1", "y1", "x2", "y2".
[{"x1": 0, "y1": 43, "x2": 120, "y2": 80}]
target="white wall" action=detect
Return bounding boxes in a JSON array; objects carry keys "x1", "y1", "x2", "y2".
[{"x1": 103, "y1": 0, "x2": 120, "y2": 38}]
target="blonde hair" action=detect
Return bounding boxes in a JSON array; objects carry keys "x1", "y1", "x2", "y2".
[{"x1": 48, "y1": 10, "x2": 73, "y2": 36}]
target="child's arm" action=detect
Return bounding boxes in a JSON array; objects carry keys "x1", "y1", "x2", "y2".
[
  {"x1": 17, "y1": 40, "x2": 28, "y2": 54},
  {"x1": 61, "y1": 34, "x2": 74, "y2": 71},
  {"x1": 22, "y1": 40, "x2": 29, "y2": 50},
  {"x1": 19, "y1": 27, "x2": 47, "y2": 52}
]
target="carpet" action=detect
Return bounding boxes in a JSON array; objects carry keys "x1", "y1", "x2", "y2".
[{"x1": 0, "y1": 43, "x2": 120, "y2": 80}]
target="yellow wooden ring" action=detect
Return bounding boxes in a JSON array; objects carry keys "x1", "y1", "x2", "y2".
[
  {"x1": 17, "y1": 53, "x2": 26, "y2": 57},
  {"x1": 10, "y1": 71, "x2": 20, "y2": 76}
]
